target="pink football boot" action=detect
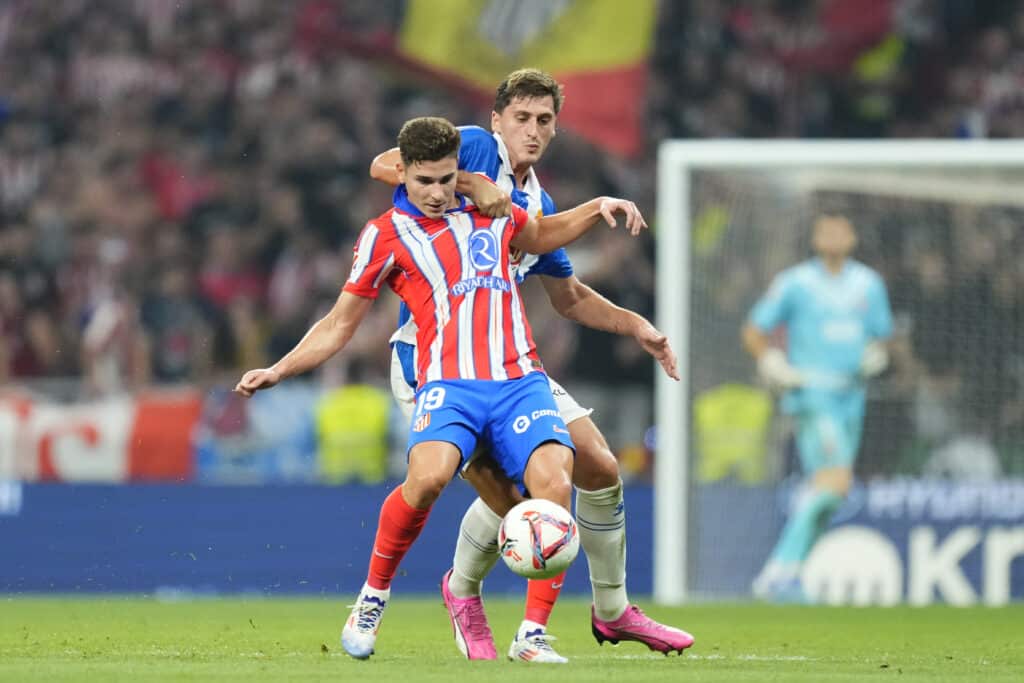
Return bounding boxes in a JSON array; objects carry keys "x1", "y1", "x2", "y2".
[
  {"x1": 591, "y1": 605, "x2": 695, "y2": 656},
  {"x1": 440, "y1": 569, "x2": 498, "y2": 660}
]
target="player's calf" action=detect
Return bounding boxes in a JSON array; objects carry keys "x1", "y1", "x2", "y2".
[{"x1": 567, "y1": 417, "x2": 620, "y2": 491}]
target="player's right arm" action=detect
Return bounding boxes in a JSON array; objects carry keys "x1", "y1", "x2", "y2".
[
  {"x1": 236, "y1": 219, "x2": 397, "y2": 397},
  {"x1": 234, "y1": 292, "x2": 374, "y2": 397},
  {"x1": 743, "y1": 272, "x2": 804, "y2": 390},
  {"x1": 511, "y1": 197, "x2": 647, "y2": 255}
]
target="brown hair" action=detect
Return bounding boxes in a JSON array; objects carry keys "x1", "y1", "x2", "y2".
[
  {"x1": 494, "y1": 68, "x2": 564, "y2": 114},
  {"x1": 397, "y1": 116, "x2": 461, "y2": 166}
]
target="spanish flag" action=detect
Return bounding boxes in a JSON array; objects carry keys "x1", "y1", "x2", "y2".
[{"x1": 396, "y1": 0, "x2": 657, "y2": 157}]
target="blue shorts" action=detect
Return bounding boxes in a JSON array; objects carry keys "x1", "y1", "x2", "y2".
[
  {"x1": 406, "y1": 373, "x2": 575, "y2": 485},
  {"x1": 794, "y1": 393, "x2": 865, "y2": 472}
]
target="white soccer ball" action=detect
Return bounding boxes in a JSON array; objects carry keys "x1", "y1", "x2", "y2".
[{"x1": 498, "y1": 499, "x2": 580, "y2": 579}]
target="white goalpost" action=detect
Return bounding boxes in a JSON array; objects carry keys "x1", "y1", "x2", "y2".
[{"x1": 654, "y1": 140, "x2": 1024, "y2": 605}]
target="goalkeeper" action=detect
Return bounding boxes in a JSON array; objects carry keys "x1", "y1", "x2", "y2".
[{"x1": 742, "y1": 214, "x2": 893, "y2": 601}]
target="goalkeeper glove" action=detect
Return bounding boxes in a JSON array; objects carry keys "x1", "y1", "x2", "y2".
[
  {"x1": 757, "y1": 348, "x2": 804, "y2": 390},
  {"x1": 860, "y1": 341, "x2": 889, "y2": 378}
]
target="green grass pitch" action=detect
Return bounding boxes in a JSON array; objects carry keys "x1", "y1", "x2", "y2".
[{"x1": 1, "y1": 596, "x2": 1021, "y2": 682}]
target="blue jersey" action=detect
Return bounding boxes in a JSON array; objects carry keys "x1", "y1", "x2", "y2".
[
  {"x1": 750, "y1": 258, "x2": 892, "y2": 405},
  {"x1": 456, "y1": 125, "x2": 573, "y2": 281},
  {"x1": 391, "y1": 125, "x2": 573, "y2": 389}
]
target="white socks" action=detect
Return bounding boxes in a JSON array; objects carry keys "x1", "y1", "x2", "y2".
[
  {"x1": 359, "y1": 582, "x2": 390, "y2": 601},
  {"x1": 576, "y1": 480, "x2": 629, "y2": 621},
  {"x1": 449, "y1": 497, "x2": 502, "y2": 599},
  {"x1": 449, "y1": 483, "x2": 631, "y2": 623},
  {"x1": 517, "y1": 619, "x2": 546, "y2": 638}
]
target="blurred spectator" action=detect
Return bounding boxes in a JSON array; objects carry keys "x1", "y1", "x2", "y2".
[
  {"x1": 140, "y1": 262, "x2": 216, "y2": 384},
  {"x1": 0, "y1": 268, "x2": 60, "y2": 381}
]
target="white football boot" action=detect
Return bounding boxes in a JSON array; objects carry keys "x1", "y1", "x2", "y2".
[
  {"x1": 341, "y1": 583, "x2": 390, "y2": 659},
  {"x1": 507, "y1": 621, "x2": 568, "y2": 664}
]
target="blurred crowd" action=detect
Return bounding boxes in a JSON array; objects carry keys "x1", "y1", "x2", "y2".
[
  {"x1": 651, "y1": 0, "x2": 1024, "y2": 140},
  {"x1": 1, "y1": 1, "x2": 1023, "y2": 470},
  {"x1": 0, "y1": 0, "x2": 652, "y2": 400}
]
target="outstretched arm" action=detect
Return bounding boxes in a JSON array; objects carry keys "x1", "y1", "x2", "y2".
[
  {"x1": 511, "y1": 197, "x2": 646, "y2": 255},
  {"x1": 541, "y1": 275, "x2": 679, "y2": 380},
  {"x1": 370, "y1": 148, "x2": 511, "y2": 216},
  {"x1": 234, "y1": 291, "x2": 373, "y2": 397}
]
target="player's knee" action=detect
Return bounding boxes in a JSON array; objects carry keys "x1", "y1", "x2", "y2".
[
  {"x1": 525, "y1": 451, "x2": 573, "y2": 509},
  {"x1": 464, "y1": 462, "x2": 523, "y2": 516},
  {"x1": 477, "y1": 492, "x2": 521, "y2": 517},
  {"x1": 535, "y1": 478, "x2": 573, "y2": 511},
  {"x1": 402, "y1": 470, "x2": 448, "y2": 508},
  {"x1": 814, "y1": 467, "x2": 853, "y2": 497}
]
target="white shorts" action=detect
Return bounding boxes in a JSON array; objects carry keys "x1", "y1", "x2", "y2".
[
  {"x1": 389, "y1": 346, "x2": 593, "y2": 427},
  {"x1": 390, "y1": 346, "x2": 417, "y2": 423}
]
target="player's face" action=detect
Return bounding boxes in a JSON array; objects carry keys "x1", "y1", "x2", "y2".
[
  {"x1": 813, "y1": 216, "x2": 858, "y2": 259},
  {"x1": 397, "y1": 156, "x2": 459, "y2": 219},
  {"x1": 491, "y1": 95, "x2": 557, "y2": 171}
]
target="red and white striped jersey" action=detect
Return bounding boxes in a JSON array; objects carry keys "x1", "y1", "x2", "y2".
[{"x1": 343, "y1": 189, "x2": 543, "y2": 387}]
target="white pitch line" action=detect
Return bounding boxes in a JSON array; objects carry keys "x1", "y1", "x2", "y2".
[{"x1": 686, "y1": 654, "x2": 817, "y2": 662}]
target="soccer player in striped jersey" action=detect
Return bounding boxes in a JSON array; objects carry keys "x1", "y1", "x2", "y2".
[
  {"x1": 370, "y1": 69, "x2": 694, "y2": 661},
  {"x1": 234, "y1": 116, "x2": 646, "y2": 661}
]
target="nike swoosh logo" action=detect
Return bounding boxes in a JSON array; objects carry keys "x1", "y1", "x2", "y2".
[
  {"x1": 427, "y1": 226, "x2": 452, "y2": 242},
  {"x1": 551, "y1": 582, "x2": 563, "y2": 590}
]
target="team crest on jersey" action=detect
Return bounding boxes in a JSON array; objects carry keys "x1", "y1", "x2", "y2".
[{"x1": 413, "y1": 412, "x2": 431, "y2": 433}]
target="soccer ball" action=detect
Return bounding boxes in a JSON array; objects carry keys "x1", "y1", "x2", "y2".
[{"x1": 498, "y1": 499, "x2": 580, "y2": 579}]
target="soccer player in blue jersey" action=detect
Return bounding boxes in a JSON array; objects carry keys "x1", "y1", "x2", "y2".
[
  {"x1": 371, "y1": 69, "x2": 693, "y2": 662},
  {"x1": 742, "y1": 214, "x2": 893, "y2": 602}
]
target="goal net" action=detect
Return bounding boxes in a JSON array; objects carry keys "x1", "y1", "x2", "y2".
[{"x1": 654, "y1": 142, "x2": 1024, "y2": 604}]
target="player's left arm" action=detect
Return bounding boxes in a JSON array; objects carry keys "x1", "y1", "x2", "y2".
[
  {"x1": 371, "y1": 147, "x2": 507, "y2": 211},
  {"x1": 541, "y1": 275, "x2": 679, "y2": 381},
  {"x1": 510, "y1": 197, "x2": 646, "y2": 254},
  {"x1": 860, "y1": 273, "x2": 895, "y2": 377},
  {"x1": 370, "y1": 128, "x2": 511, "y2": 217}
]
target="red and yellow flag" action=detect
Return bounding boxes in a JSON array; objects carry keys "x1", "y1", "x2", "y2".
[{"x1": 396, "y1": 0, "x2": 656, "y2": 157}]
